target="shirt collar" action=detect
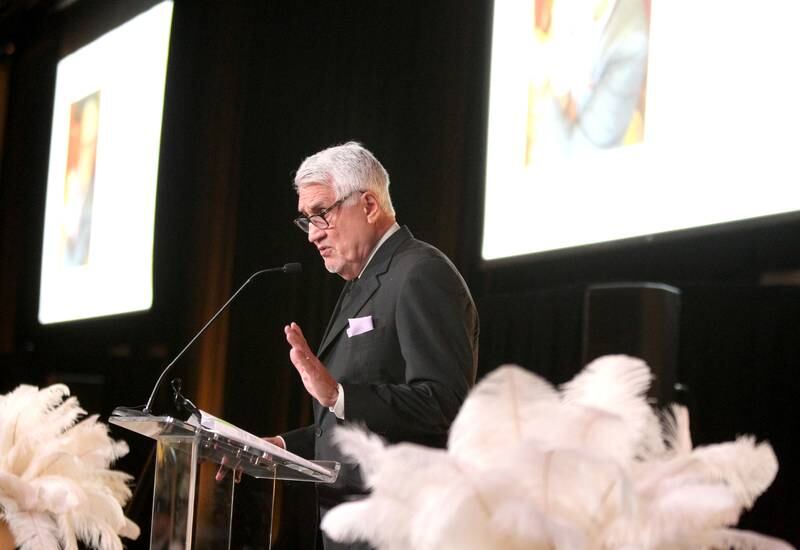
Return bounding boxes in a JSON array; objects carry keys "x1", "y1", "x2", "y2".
[{"x1": 357, "y1": 222, "x2": 401, "y2": 279}]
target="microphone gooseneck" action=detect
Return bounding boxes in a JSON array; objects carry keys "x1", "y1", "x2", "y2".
[
  {"x1": 142, "y1": 262, "x2": 302, "y2": 414},
  {"x1": 282, "y1": 262, "x2": 302, "y2": 274}
]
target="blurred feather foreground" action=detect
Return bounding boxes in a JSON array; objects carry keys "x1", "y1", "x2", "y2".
[
  {"x1": 0, "y1": 384, "x2": 139, "y2": 550},
  {"x1": 322, "y1": 355, "x2": 794, "y2": 550}
]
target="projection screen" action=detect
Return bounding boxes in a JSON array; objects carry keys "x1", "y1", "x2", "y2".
[
  {"x1": 482, "y1": 0, "x2": 800, "y2": 261},
  {"x1": 38, "y1": 1, "x2": 174, "y2": 324}
]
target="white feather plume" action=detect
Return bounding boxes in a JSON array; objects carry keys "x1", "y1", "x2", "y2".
[
  {"x1": 448, "y1": 365, "x2": 558, "y2": 461},
  {"x1": 3, "y1": 510, "x2": 64, "y2": 550},
  {"x1": 322, "y1": 496, "x2": 412, "y2": 550},
  {"x1": 331, "y1": 424, "x2": 387, "y2": 486},
  {"x1": 322, "y1": 355, "x2": 791, "y2": 550},
  {"x1": 0, "y1": 384, "x2": 139, "y2": 550},
  {"x1": 703, "y1": 527, "x2": 796, "y2": 550},
  {"x1": 662, "y1": 404, "x2": 693, "y2": 455},
  {"x1": 561, "y1": 354, "x2": 664, "y2": 461}
]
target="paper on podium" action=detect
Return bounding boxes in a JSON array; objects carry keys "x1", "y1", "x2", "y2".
[{"x1": 187, "y1": 409, "x2": 332, "y2": 477}]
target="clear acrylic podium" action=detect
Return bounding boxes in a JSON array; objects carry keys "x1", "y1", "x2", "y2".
[{"x1": 110, "y1": 408, "x2": 339, "y2": 549}]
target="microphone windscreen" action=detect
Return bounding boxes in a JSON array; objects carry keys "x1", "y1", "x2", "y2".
[{"x1": 283, "y1": 262, "x2": 302, "y2": 274}]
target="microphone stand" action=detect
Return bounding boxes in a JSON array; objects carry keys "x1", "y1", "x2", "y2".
[{"x1": 114, "y1": 262, "x2": 301, "y2": 417}]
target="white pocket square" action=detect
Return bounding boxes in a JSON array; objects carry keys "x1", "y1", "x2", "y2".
[{"x1": 346, "y1": 315, "x2": 374, "y2": 338}]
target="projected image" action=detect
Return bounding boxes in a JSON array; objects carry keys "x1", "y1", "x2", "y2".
[
  {"x1": 525, "y1": 0, "x2": 650, "y2": 167},
  {"x1": 483, "y1": 1, "x2": 800, "y2": 261},
  {"x1": 38, "y1": 1, "x2": 173, "y2": 324},
  {"x1": 62, "y1": 91, "x2": 100, "y2": 267}
]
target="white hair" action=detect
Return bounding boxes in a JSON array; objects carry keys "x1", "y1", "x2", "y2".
[{"x1": 293, "y1": 141, "x2": 395, "y2": 215}]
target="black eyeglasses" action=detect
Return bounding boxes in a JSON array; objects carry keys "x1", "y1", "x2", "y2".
[{"x1": 293, "y1": 191, "x2": 361, "y2": 233}]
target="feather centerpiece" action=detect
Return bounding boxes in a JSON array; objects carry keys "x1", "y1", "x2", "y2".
[
  {"x1": 0, "y1": 384, "x2": 139, "y2": 550},
  {"x1": 322, "y1": 355, "x2": 793, "y2": 550}
]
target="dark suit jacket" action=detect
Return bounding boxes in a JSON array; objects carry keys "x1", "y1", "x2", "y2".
[{"x1": 282, "y1": 226, "x2": 479, "y2": 515}]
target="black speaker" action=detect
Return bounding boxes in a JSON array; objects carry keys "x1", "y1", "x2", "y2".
[{"x1": 582, "y1": 283, "x2": 681, "y2": 405}]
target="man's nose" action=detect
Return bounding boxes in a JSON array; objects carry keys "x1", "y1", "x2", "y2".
[{"x1": 308, "y1": 223, "x2": 323, "y2": 243}]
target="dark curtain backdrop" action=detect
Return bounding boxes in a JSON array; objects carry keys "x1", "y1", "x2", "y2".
[
  {"x1": 1, "y1": 0, "x2": 799, "y2": 548},
  {"x1": 677, "y1": 285, "x2": 800, "y2": 539}
]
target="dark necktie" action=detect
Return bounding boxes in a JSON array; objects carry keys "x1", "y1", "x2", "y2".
[
  {"x1": 338, "y1": 278, "x2": 359, "y2": 316},
  {"x1": 328, "y1": 279, "x2": 357, "y2": 325}
]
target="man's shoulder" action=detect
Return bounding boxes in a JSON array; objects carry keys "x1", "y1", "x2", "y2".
[
  {"x1": 395, "y1": 236, "x2": 451, "y2": 266},
  {"x1": 390, "y1": 237, "x2": 469, "y2": 288},
  {"x1": 373, "y1": 227, "x2": 466, "y2": 285}
]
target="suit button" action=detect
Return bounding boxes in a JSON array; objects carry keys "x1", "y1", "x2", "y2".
[{"x1": 314, "y1": 428, "x2": 322, "y2": 437}]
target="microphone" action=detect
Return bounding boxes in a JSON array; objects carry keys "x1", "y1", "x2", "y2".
[
  {"x1": 171, "y1": 378, "x2": 200, "y2": 419},
  {"x1": 140, "y1": 262, "x2": 302, "y2": 415}
]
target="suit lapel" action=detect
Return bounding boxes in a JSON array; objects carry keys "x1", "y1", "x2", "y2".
[
  {"x1": 316, "y1": 226, "x2": 412, "y2": 358},
  {"x1": 318, "y1": 280, "x2": 353, "y2": 351}
]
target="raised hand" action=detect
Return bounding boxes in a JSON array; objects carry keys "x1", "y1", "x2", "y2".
[{"x1": 285, "y1": 322, "x2": 339, "y2": 407}]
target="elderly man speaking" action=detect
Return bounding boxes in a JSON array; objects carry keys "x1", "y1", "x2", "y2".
[{"x1": 268, "y1": 142, "x2": 478, "y2": 550}]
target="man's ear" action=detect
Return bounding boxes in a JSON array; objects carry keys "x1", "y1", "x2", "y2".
[{"x1": 362, "y1": 192, "x2": 381, "y2": 223}]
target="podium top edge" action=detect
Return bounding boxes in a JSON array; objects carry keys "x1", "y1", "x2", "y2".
[{"x1": 108, "y1": 407, "x2": 340, "y2": 483}]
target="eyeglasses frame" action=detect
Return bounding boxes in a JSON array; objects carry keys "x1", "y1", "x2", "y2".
[{"x1": 293, "y1": 190, "x2": 363, "y2": 233}]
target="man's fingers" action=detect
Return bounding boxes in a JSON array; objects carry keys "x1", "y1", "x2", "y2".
[
  {"x1": 285, "y1": 322, "x2": 335, "y2": 405},
  {"x1": 216, "y1": 460, "x2": 243, "y2": 483},
  {"x1": 291, "y1": 321, "x2": 306, "y2": 339},
  {"x1": 285, "y1": 322, "x2": 303, "y2": 338},
  {"x1": 289, "y1": 348, "x2": 311, "y2": 370},
  {"x1": 285, "y1": 322, "x2": 311, "y2": 349},
  {"x1": 216, "y1": 465, "x2": 239, "y2": 483},
  {"x1": 290, "y1": 347, "x2": 318, "y2": 373},
  {"x1": 286, "y1": 332, "x2": 310, "y2": 354},
  {"x1": 263, "y1": 435, "x2": 286, "y2": 450}
]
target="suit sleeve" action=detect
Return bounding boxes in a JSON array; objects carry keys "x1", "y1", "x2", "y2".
[
  {"x1": 341, "y1": 256, "x2": 478, "y2": 445},
  {"x1": 280, "y1": 424, "x2": 316, "y2": 459}
]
